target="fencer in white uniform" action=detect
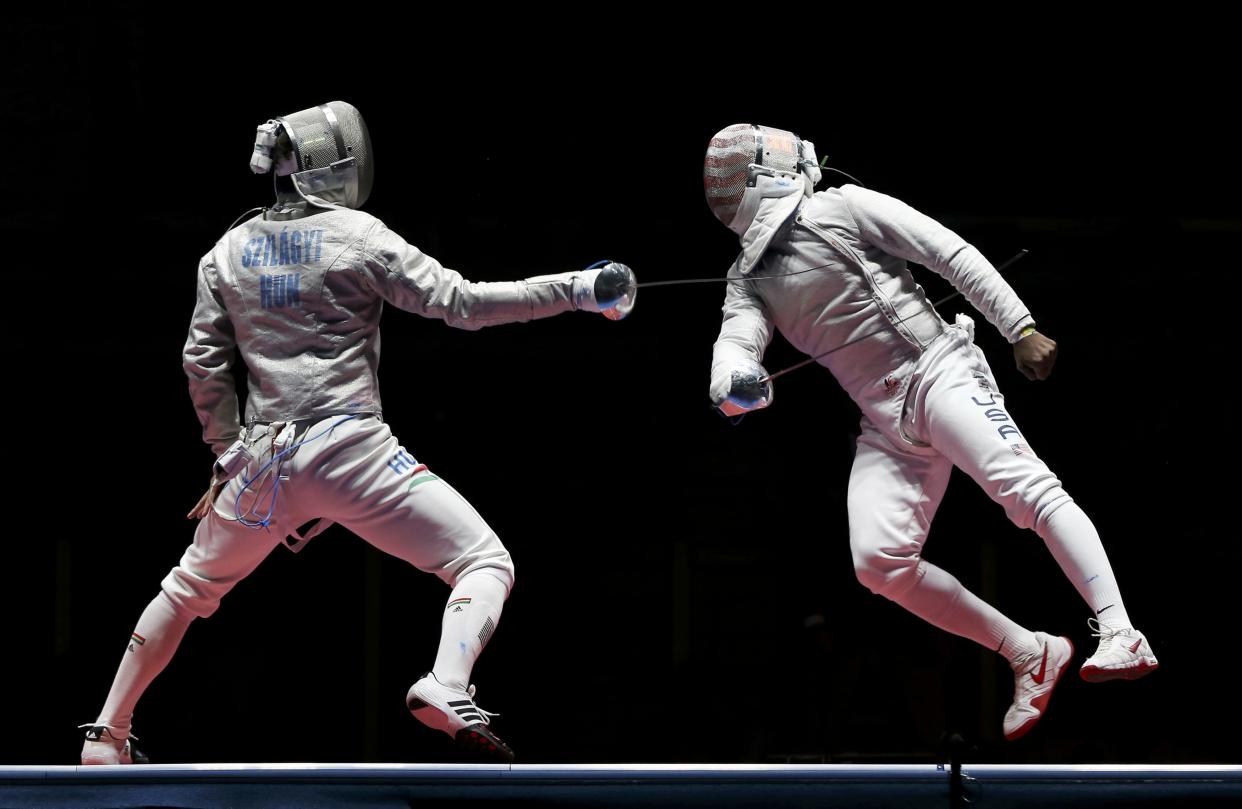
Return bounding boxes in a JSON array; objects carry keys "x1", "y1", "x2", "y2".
[
  {"x1": 704, "y1": 124, "x2": 1156, "y2": 741},
  {"x1": 80, "y1": 102, "x2": 637, "y2": 764}
]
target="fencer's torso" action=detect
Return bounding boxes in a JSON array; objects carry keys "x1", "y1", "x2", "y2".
[
  {"x1": 186, "y1": 206, "x2": 592, "y2": 456},
  {"x1": 188, "y1": 207, "x2": 389, "y2": 452},
  {"x1": 716, "y1": 184, "x2": 1034, "y2": 433},
  {"x1": 749, "y1": 190, "x2": 944, "y2": 407}
]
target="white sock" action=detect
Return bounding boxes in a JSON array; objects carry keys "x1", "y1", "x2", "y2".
[
  {"x1": 431, "y1": 571, "x2": 508, "y2": 691},
  {"x1": 1036, "y1": 503, "x2": 1132, "y2": 629},
  {"x1": 95, "y1": 592, "x2": 194, "y2": 737},
  {"x1": 890, "y1": 561, "x2": 1040, "y2": 664}
]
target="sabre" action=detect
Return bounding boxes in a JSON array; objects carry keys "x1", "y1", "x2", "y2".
[{"x1": 633, "y1": 263, "x2": 838, "y2": 289}]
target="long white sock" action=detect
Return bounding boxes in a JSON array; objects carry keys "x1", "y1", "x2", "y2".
[
  {"x1": 95, "y1": 592, "x2": 194, "y2": 737},
  {"x1": 1036, "y1": 503, "x2": 1132, "y2": 629},
  {"x1": 890, "y1": 561, "x2": 1040, "y2": 664},
  {"x1": 431, "y1": 571, "x2": 508, "y2": 691}
]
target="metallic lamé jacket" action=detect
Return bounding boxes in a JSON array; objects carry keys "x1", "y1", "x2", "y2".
[
  {"x1": 712, "y1": 184, "x2": 1036, "y2": 441},
  {"x1": 185, "y1": 205, "x2": 597, "y2": 456}
]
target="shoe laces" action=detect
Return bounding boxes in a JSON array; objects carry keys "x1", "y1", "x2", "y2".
[
  {"x1": 461, "y1": 684, "x2": 499, "y2": 723},
  {"x1": 1087, "y1": 618, "x2": 1135, "y2": 651},
  {"x1": 424, "y1": 676, "x2": 500, "y2": 724}
]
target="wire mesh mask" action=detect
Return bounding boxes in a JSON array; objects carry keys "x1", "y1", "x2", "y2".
[
  {"x1": 704, "y1": 124, "x2": 821, "y2": 234},
  {"x1": 254, "y1": 101, "x2": 373, "y2": 209}
]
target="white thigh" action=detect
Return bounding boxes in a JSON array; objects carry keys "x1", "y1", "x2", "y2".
[
  {"x1": 289, "y1": 417, "x2": 512, "y2": 588},
  {"x1": 848, "y1": 419, "x2": 952, "y2": 564},
  {"x1": 915, "y1": 344, "x2": 1068, "y2": 529}
]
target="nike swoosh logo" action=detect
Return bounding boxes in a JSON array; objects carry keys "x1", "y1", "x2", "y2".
[
  {"x1": 1030, "y1": 645, "x2": 1049, "y2": 684},
  {"x1": 1128, "y1": 638, "x2": 1142, "y2": 653}
]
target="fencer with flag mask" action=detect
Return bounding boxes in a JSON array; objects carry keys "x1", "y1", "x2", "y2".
[
  {"x1": 79, "y1": 101, "x2": 636, "y2": 766},
  {"x1": 702, "y1": 123, "x2": 1157, "y2": 742}
]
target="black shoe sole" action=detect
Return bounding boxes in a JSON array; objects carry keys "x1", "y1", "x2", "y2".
[{"x1": 455, "y1": 724, "x2": 515, "y2": 764}]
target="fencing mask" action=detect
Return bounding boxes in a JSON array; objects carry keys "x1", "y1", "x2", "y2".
[
  {"x1": 703, "y1": 124, "x2": 822, "y2": 236},
  {"x1": 251, "y1": 101, "x2": 373, "y2": 210}
]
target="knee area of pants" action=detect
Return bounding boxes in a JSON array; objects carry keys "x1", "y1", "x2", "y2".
[
  {"x1": 450, "y1": 562, "x2": 514, "y2": 596},
  {"x1": 853, "y1": 553, "x2": 921, "y2": 600},
  {"x1": 1003, "y1": 483, "x2": 1071, "y2": 532},
  {"x1": 988, "y1": 474, "x2": 1068, "y2": 531},
  {"x1": 160, "y1": 569, "x2": 225, "y2": 620},
  {"x1": 147, "y1": 591, "x2": 200, "y2": 627},
  {"x1": 1031, "y1": 495, "x2": 1077, "y2": 536},
  {"x1": 159, "y1": 589, "x2": 220, "y2": 620}
]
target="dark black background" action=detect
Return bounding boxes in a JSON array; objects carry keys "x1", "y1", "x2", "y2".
[{"x1": 6, "y1": 18, "x2": 1238, "y2": 767}]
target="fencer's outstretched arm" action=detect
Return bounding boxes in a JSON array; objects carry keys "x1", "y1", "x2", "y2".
[
  {"x1": 183, "y1": 261, "x2": 241, "y2": 457},
  {"x1": 358, "y1": 221, "x2": 635, "y2": 327},
  {"x1": 840, "y1": 185, "x2": 1037, "y2": 344},
  {"x1": 710, "y1": 274, "x2": 775, "y2": 415}
]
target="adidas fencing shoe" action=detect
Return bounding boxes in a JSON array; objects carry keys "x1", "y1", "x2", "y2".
[
  {"x1": 80, "y1": 725, "x2": 148, "y2": 765},
  {"x1": 1080, "y1": 619, "x2": 1159, "y2": 682},
  {"x1": 407, "y1": 672, "x2": 515, "y2": 763},
  {"x1": 1003, "y1": 632, "x2": 1074, "y2": 741}
]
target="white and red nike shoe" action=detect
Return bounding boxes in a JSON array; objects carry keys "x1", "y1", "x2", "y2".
[
  {"x1": 1003, "y1": 632, "x2": 1074, "y2": 741},
  {"x1": 1080, "y1": 619, "x2": 1159, "y2": 682}
]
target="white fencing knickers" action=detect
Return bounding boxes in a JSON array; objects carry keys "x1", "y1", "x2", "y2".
[
  {"x1": 848, "y1": 319, "x2": 1071, "y2": 601},
  {"x1": 161, "y1": 415, "x2": 514, "y2": 619}
]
